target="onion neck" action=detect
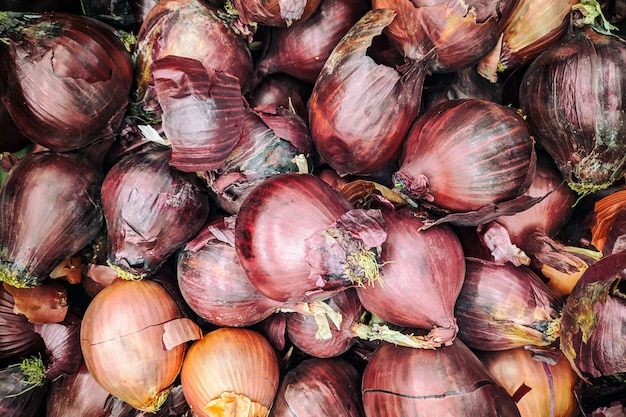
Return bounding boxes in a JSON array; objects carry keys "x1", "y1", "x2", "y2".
[
  {"x1": 392, "y1": 171, "x2": 434, "y2": 203},
  {"x1": 0, "y1": 261, "x2": 38, "y2": 288}
]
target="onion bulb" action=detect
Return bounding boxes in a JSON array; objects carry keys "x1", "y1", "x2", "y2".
[
  {"x1": 230, "y1": 0, "x2": 322, "y2": 27},
  {"x1": 80, "y1": 277, "x2": 202, "y2": 413},
  {"x1": 181, "y1": 327, "x2": 280, "y2": 417}
]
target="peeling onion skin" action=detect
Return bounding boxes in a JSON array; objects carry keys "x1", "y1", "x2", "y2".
[
  {"x1": 361, "y1": 339, "x2": 522, "y2": 417},
  {"x1": 393, "y1": 98, "x2": 536, "y2": 213},
  {"x1": 231, "y1": 0, "x2": 322, "y2": 27},
  {"x1": 269, "y1": 358, "x2": 364, "y2": 417},
  {"x1": 0, "y1": 12, "x2": 133, "y2": 153},
  {"x1": 101, "y1": 147, "x2": 210, "y2": 280},
  {"x1": 0, "y1": 151, "x2": 104, "y2": 288},
  {"x1": 307, "y1": 8, "x2": 430, "y2": 177},
  {"x1": 559, "y1": 251, "x2": 626, "y2": 382},
  {"x1": 519, "y1": 26, "x2": 626, "y2": 197},
  {"x1": 356, "y1": 207, "x2": 464, "y2": 343}
]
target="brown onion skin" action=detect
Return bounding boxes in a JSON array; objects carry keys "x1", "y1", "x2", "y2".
[
  {"x1": 454, "y1": 258, "x2": 562, "y2": 351},
  {"x1": 519, "y1": 26, "x2": 626, "y2": 196},
  {"x1": 0, "y1": 284, "x2": 44, "y2": 361},
  {"x1": 373, "y1": 0, "x2": 511, "y2": 73},
  {"x1": 308, "y1": 8, "x2": 429, "y2": 177},
  {"x1": 393, "y1": 98, "x2": 535, "y2": 213},
  {"x1": 134, "y1": 0, "x2": 254, "y2": 107},
  {"x1": 232, "y1": 0, "x2": 321, "y2": 26},
  {"x1": 80, "y1": 277, "x2": 190, "y2": 413},
  {"x1": 181, "y1": 327, "x2": 280, "y2": 417},
  {"x1": 269, "y1": 357, "x2": 364, "y2": 417},
  {"x1": 254, "y1": 0, "x2": 371, "y2": 84},
  {"x1": 0, "y1": 12, "x2": 132, "y2": 152},
  {"x1": 361, "y1": 339, "x2": 522, "y2": 417},
  {"x1": 234, "y1": 173, "x2": 354, "y2": 303},
  {"x1": 286, "y1": 288, "x2": 362, "y2": 358},
  {"x1": 101, "y1": 147, "x2": 210, "y2": 280},
  {"x1": 177, "y1": 217, "x2": 285, "y2": 327},
  {"x1": 0, "y1": 151, "x2": 104, "y2": 288},
  {"x1": 559, "y1": 251, "x2": 626, "y2": 381},
  {"x1": 356, "y1": 207, "x2": 464, "y2": 339}
]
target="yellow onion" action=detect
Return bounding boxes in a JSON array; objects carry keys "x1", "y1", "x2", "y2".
[
  {"x1": 477, "y1": 348, "x2": 580, "y2": 417},
  {"x1": 80, "y1": 276, "x2": 202, "y2": 413},
  {"x1": 181, "y1": 327, "x2": 280, "y2": 417}
]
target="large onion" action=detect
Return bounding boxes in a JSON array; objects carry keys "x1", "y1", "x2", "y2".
[
  {"x1": 0, "y1": 12, "x2": 132, "y2": 152},
  {"x1": 392, "y1": 98, "x2": 536, "y2": 214},
  {"x1": 519, "y1": 24, "x2": 626, "y2": 196},
  {"x1": 180, "y1": 327, "x2": 280, "y2": 417},
  {"x1": 235, "y1": 172, "x2": 387, "y2": 303},
  {"x1": 80, "y1": 276, "x2": 202, "y2": 413},
  {"x1": 361, "y1": 339, "x2": 522, "y2": 416}
]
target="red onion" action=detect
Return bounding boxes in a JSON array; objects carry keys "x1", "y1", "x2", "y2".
[
  {"x1": 454, "y1": 258, "x2": 563, "y2": 351},
  {"x1": 151, "y1": 55, "x2": 246, "y2": 172},
  {"x1": 477, "y1": 0, "x2": 578, "y2": 82},
  {"x1": 519, "y1": 24, "x2": 626, "y2": 197},
  {"x1": 101, "y1": 147, "x2": 210, "y2": 280},
  {"x1": 0, "y1": 284, "x2": 44, "y2": 361},
  {"x1": 134, "y1": 0, "x2": 254, "y2": 114},
  {"x1": 269, "y1": 357, "x2": 364, "y2": 417},
  {"x1": 246, "y1": 73, "x2": 311, "y2": 120},
  {"x1": 355, "y1": 207, "x2": 465, "y2": 346},
  {"x1": 372, "y1": 0, "x2": 512, "y2": 73},
  {"x1": 559, "y1": 250, "x2": 626, "y2": 382},
  {"x1": 235, "y1": 172, "x2": 387, "y2": 303},
  {"x1": 361, "y1": 339, "x2": 522, "y2": 416},
  {"x1": 392, "y1": 98, "x2": 536, "y2": 215},
  {"x1": 0, "y1": 151, "x2": 104, "y2": 288},
  {"x1": 231, "y1": 0, "x2": 322, "y2": 26},
  {"x1": 205, "y1": 106, "x2": 312, "y2": 214},
  {"x1": 253, "y1": 0, "x2": 370, "y2": 84},
  {"x1": 0, "y1": 12, "x2": 133, "y2": 152},
  {"x1": 307, "y1": 8, "x2": 430, "y2": 177}
]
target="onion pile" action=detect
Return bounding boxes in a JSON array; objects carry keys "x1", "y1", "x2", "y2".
[{"x1": 0, "y1": 2, "x2": 624, "y2": 416}]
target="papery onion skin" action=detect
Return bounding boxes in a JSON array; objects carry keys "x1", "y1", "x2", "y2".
[
  {"x1": 269, "y1": 357, "x2": 364, "y2": 417},
  {"x1": 373, "y1": 0, "x2": 509, "y2": 73},
  {"x1": 361, "y1": 339, "x2": 522, "y2": 417},
  {"x1": 0, "y1": 151, "x2": 103, "y2": 288},
  {"x1": 80, "y1": 277, "x2": 195, "y2": 413},
  {"x1": 559, "y1": 251, "x2": 626, "y2": 381},
  {"x1": 177, "y1": 217, "x2": 285, "y2": 327},
  {"x1": 477, "y1": 348, "x2": 580, "y2": 417},
  {"x1": 231, "y1": 0, "x2": 322, "y2": 26},
  {"x1": 355, "y1": 207, "x2": 464, "y2": 343},
  {"x1": 307, "y1": 8, "x2": 429, "y2": 177},
  {"x1": 181, "y1": 327, "x2": 280, "y2": 417},
  {"x1": 393, "y1": 98, "x2": 535, "y2": 213},
  {"x1": 0, "y1": 12, "x2": 133, "y2": 152},
  {"x1": 134, "y1": 0, "x2": 254, "y2": 110},
  {"x1": 254, "y1": 0, "x2": 371, "y2": 84},
  {"x1": 101, "y1": 147, "x2": 210, "y2": 280},
  {"x1": 0, "y1": 284, "x2": 44, "y2": 360},
  {"x1": 152, "y1": 55, "x2": 245, "y2": 172},
  {"x1": 454, "y1": 258, "x2": 562, "y2": 351},
  {"x1": 519, "y1": 26, "x2": 626, "y2": 196},
  {"x1": 235, "y1": 173, "x2": 375, "y2": 303}
]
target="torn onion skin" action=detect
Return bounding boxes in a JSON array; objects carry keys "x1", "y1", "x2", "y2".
[{"x1": 361, "y1": 339, "x2": 522, "y2": 416}]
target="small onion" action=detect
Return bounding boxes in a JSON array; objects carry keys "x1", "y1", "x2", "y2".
[
  {"x1": 80, "y1": 277, "x2": 202, "y2": 413},
  {"x1": 101, "y1": 147, "x2": 210, "y2": 280},
  {"x1": 355, "y1": 207, "x2": 465, "y2": 346},
  {"x1": 180, "y1": 327, "x2": 280, "y2": 417},
  {"x1": 0, "y1": 151, "x2": 104, "y2": 288},
  {"x1": 307, "y1": 8, "x2": 430, "y2": 177},
  {"x1": 269, "y1": 357, "x2": 364, "y2": 417},
  {"x1": 392, "y1": 98, "x2": 536, "y2": 214},
  {"x1": 0, "y1": 12, "x2": 133, "y2": 152},
  {"x1": 454, "y1": 258, "x2": 562, "y2": 351},
  {"x1": 477, "y1": 348, "x2": 580, "y2": 417},
  {"x1": 361, "y1": 339, "x2": 522, "y2": 416},
  {"x1": 235, "y1": 172, "x2": 387, "y2": 303},
  {"x1": 519, "y1": 24, "x2": 626, "y2": 196}
]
